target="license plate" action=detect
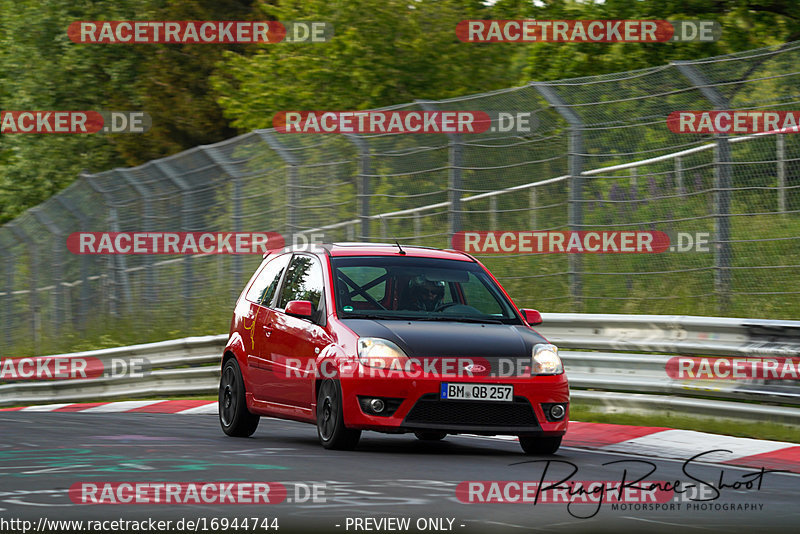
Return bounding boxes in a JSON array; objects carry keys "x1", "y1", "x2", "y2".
[{"x1": 440, "y1": 383, "x2": 513, "y2": 402}]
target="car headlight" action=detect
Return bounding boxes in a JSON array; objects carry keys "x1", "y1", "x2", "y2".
[
  {"x1": 358, "y1": 338, "x2": 409, "y2": 369},
  {"x1": 532, "y1": 343, "x2": 563, "y2": 375}
]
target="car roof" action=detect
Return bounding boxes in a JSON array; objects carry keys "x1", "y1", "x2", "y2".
[{"x1": 271, "y1": 242, "x2": 475, "y2": 261}]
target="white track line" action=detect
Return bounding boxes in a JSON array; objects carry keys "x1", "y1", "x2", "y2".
[
  {"x1": 80, "y1": 400, "x2": 165, "y2": 413},
  {"x1": 601, "y1": 428, "x2": 794, "y2": 462},
  {"x1": 20, "y1": 403, "x2": 71, "y2": 411},
  {"x1": 178, "y1": 403, "x2": 219, "y2": 415}
]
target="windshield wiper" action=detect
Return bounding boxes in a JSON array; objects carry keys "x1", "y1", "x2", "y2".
[
  {"x1": 339, "y1": 312, "x2": 390, "y2": 319},
  {"x1": 339, "y1": 312, "x2": 422, "y2": 320},
  {"x1": 339, "y1": 312, "x2": 506, "y2": 324},
  {"x1": 416, "y1": 316, "x2": 505, "y2": 324}
]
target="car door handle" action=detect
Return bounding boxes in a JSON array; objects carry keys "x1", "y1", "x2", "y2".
[{"x1": 262, "y1": 325, "x2": 272, "y2": 337}]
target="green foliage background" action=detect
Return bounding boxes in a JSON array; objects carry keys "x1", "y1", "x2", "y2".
[{"x1": 2, "y1": 0, "x2": 798, "y2": 223}]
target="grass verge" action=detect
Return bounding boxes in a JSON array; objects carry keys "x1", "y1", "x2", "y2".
[{"x1": 570, "y1": 402, "x2": 800, "y2": 444}]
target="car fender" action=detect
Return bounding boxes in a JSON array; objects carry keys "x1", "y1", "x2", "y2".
[
  {"x1": 313, "y1": 344, "x2": 355, "y2": 403},
  {"x1": 223, "y1": 332, "x2": 249, "y2": 379}
]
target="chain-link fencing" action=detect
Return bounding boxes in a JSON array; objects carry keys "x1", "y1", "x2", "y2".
[{"x1": 2, "y1": 40, "x2": 799, "y2": 356}]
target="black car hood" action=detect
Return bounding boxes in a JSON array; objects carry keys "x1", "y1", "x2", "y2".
[{"x1": 342, "y1": 319, "x2": 547, "y2": 359}]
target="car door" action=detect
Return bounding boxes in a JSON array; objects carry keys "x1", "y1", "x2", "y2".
[
  {"x1": 265, "y1": 253, "x2": 330, "y2": 411},
  {"x1": 243, "y1": 253, "x2": 291, "y2": 400}
]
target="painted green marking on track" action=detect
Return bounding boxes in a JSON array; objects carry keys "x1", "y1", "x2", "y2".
[{"x1": 0, "y1": 448, "x2": 288, "y2": 477}]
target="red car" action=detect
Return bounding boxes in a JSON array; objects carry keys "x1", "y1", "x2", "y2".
[{"x1": 219, "y1": 243, "x2": 568, "y2": 454}]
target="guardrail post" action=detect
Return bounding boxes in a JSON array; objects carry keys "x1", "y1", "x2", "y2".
[
  {"x1": 0, "y1": 249, "x2": 13, "y2": 350},
  {"x1": 533, "y1": 84, "x2": 584, "y2": 310},
  {"x1": 529, "y1": 187, "x2": 538, "y2": 229},
  {"x1": 777, "y1": 133, "x2": 786, "y2": 213},
  {"x1": 258, "y1": 132, "x2": 299, "y2": 245},
  {"x1": 346, "y1": 134, "x2": 371, "y2": 240},
  {"x1": 56, "y1": 195, "x2": 91, "y2": 331},
  {"x1": 85, "y1": 172, "x2": 137, "y2": 311},
  {"x1": 82, "y1": 173, "x2": 122, "y2": 315},
  {"x1": 675, "y1": 156, "x2": 684, "y2": 193},
  {"x1": 201, "y1": 144, "x2": 248, "y2": 297},
  {"x1": 153, "y1": 160, "x2": 194, "y2": 327},
  {"x1": 108, "y1": 171, "x2": 141, "y2": 310},
  {"x1": 106, "y1": 208, "x2": 122, "y2": 316},
  {"x1": 674, "y1": 62, "x2": 733, "y2": 312},
  {"x1": 418, "y1": 101, "x2": 462, "y2": 240},
  {"x1": 9, "y1": 225, "x2": 40, "y2": 355},
  {"x1": 31, "y1": 208, "x2": 65, "y2": 336}
]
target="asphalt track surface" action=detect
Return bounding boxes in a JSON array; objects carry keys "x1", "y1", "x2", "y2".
[{"x1": 1, "y1": 412, "x2": 798, "y2": 534}]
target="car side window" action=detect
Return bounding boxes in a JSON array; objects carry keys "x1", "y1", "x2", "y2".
[
  {"x1": 245, "y1": 254, "x2": 291, "y2": 306},
  {"x1": 277, "y1": 255, "x2": 324, "y2": 311}
]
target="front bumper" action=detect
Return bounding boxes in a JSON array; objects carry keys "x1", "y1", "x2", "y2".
[{"x1": 339, "y1": 372, "x2": 569, "y2": 436}]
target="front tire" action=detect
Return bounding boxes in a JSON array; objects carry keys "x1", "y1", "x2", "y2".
[
  {"x1": 316, "y1": 379, "x2": 361, "y2": 450},
  {"x1": 519, "y1": 436, "x2": 562, "y2": 455},
  {"x1": 219, "y1": 358, "x2": 259, "y2": 437}
]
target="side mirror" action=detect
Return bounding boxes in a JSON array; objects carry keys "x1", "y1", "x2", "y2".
[
  {"x1": 521, "y1": 308, "x2": 542, "y2": 326},
  {"x1": 285, "y1": 300, "x2": 314, "y2": 319}
]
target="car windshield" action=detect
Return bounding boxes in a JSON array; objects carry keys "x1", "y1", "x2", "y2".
[{"x1": 330, "y1": 255, "x2": 523, "y2": 324}]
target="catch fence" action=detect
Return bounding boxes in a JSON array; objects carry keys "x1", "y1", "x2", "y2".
[{"x1": 2, "y1": 41, "x2": 800, "y2": 356}]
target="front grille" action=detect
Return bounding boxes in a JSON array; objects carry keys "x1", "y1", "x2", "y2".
[{"x1": 403, "y1": 394, "x2": 538, "y2": 427}]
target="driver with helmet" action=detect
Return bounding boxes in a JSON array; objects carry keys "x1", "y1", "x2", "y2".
[{"x1": 404, "y1": 275, "x2": 446, "y2": 311}]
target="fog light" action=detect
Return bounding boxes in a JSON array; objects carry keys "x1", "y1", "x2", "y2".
[
  {"x1": 369, "y1": 398, "x2": 385, "y2": 413},
  {"x1": 550, "y1": 404, "x2": 566, "y2": 420},
  {"x1": 358, "y1": 396, "x2": 403, "y2": 417}
]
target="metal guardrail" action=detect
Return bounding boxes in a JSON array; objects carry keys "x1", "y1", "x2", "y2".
[
  {"x1": 540, "y1": 313, "x2": 800, "y2": 356},
  {"x1": 2, "y1": 314, "x2": 799, "y2": 424},
  {"x1": 0, "y1": 336, "x2": 225, "y2": 407},
  {"x1": 548, "y1": 314, "x2": 800, "y2": 424}
]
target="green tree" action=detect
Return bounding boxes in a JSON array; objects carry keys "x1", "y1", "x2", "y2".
[
  {"x1": 0, "y1": 0, "x2": 140, "y2": 222},
  {"x1": 211, "y1": 0, "x2": 520, "y2": 131},
  {"x1": 513, "y1": 0, "x2": 800, "y2": 82},
  {"x1": 0, "y1": 0, "x2": 258, "y2": 224}
]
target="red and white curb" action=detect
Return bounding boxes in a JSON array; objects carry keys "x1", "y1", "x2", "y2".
[
  {"x1": 0, "y1": 399, "x2": 218, "y2": 415},
  {"x1": 564, "y1": 421, "x2": 800, "y2": 474},
  {"x1": 4, "y1": 400, "x2": 799, "y2": 474}
]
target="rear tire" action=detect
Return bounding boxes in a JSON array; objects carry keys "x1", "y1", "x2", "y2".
[
  {"x1": 519, "y1": 436, "x2": 562, "y2": 455},
  {"x1": 219, "y1": 358, "x2": 260, "y2": 437},
  {"x1": 414, "y1": 431, "x2": 447, "y2": 441},
  {"x1": 317, "y1": 379, "x2": 361, "y2": 450}
]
